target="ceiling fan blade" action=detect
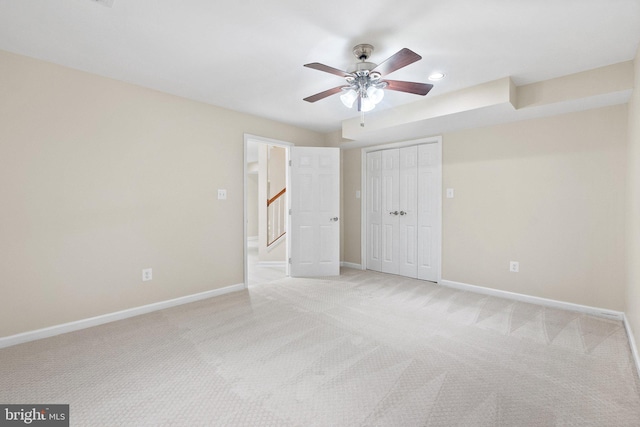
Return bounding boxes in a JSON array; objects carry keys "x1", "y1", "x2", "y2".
[
  {"x1": 303, "y1": 86, "x2": 345, "y2": 103},
  {"x1": 373, "y1": 48, "x2": 422, "y2": 76},
  {"x1": 384, "y1": 80, "x2": 433, "y2": 96},
  {"x1": 304, "y1": 62, "x2": 351, "y2": 78}
]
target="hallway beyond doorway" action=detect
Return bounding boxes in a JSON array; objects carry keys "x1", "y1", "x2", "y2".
[{"x1": 247, "y1": 238, "x2": 286, "y2": 286}]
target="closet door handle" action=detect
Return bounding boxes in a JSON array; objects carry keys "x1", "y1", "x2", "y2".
[
  {"x1": 399, "y1": 211, "x2": 407, "y2": 216},
  {"x1": 330, "y1": 217, "x2": 339, "y2": 222},
  {"x1": 389, "y1": 211, "x2": 399, "y2": 216}
]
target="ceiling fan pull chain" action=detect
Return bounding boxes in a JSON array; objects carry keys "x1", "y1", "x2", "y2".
[{"x1": 360, "y1": 110, "x2": 365, "y2": 127}]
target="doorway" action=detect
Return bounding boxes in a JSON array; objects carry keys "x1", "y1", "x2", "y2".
[{"x1": 244, "y1": 135, "x2": 291, "y2": 287}]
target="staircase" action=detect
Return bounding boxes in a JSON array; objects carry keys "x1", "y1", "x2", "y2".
[{"x1": 267, "y1": 187, "x2": 286, "y2": 247}]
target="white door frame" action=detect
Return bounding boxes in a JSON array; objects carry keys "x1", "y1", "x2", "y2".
[
  {"x1": 360, "y1": 136, "x2": 443, "y2": 282},
  {"x1": 243, "y1": 134, "x2": 293, "y2": 288}
]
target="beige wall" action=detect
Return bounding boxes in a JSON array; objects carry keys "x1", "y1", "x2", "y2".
[
  {"x1": 0, "y1": 50, "x2": 324, "y2": 337},
  {"x1": 342, "y1": 105, "x2": 628, "y2": 311},
  {"x1": 443, "y1": 106, "x2": 627, "y2": 310},
  {"x1": 626, "y1": 47, "x2": 640, "y2": 353}
]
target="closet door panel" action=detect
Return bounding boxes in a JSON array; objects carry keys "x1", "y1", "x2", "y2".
[
  {"x1": 399, "y1": 146, "x2": 418, "y2": 278},
  {"x1": 417, "y1": 143, "x2": 441, "y2": 282},
  {"x1": 366, "y1": 151, "x2": 382, "y2": 271},
  {"x1": 381, "y1": 149, "x2": 399, "y2": 274}
]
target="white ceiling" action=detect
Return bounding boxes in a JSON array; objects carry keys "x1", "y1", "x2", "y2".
[{"x1": 1, "y1": 0, "x2": 639, "y2": 134}]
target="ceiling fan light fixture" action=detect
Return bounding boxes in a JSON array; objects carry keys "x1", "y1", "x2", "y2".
[
  {"x1": 340, "y1": 89, "x2": 358, "y2": 108},
  {"x1": 428, "y1": 72, "x2": 445, "y2": 81},
  {"x1": 360, "y1": 96, "x2": 376, "y2": 112},
  {"x1": 366, "y1": 86, "x2": 384, "y2": 105},
  {"x1": 303, "y1": 44, "x2": 432, "y2": 125}
]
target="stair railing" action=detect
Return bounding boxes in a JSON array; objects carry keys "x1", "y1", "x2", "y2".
[{"x1": 267, "y1": 187, "x2": 286, "y2": 246}]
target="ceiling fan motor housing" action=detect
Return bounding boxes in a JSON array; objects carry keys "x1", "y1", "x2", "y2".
[
  {"x1": 352, "y1": 44, "x2": 374, "y2": 61},
  {"x1": 347, "y1": 61, "x2": 378, "y2": 75}
]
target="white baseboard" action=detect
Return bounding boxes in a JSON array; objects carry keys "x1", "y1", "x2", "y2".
[
  {"x1": 623, "y1": 314, "x2": 640, "y2": 379},
  {"x1": 341, "y1": 262, "x2": 363, "y2": 270},
  {"x1": 439, "y1": 279, "x2": 623, "y2": 320},
  {"x1": 257, "y1": 261, "x2": 286, "y2": 268},
  {"x1": 0, "y1": 282, "x2": 246, "y2": 349}
]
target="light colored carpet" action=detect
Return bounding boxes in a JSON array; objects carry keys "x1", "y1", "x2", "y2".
[{"x1": 1, "y1": 269, "x2": 639, "y2": 426}]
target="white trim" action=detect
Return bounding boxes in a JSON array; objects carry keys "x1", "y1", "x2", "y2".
[
  {"x1": 257, "y1": 261, "x2": 287, "y2": 268},
  {"x1": 0, "y1": 283, "x2": 245, "y2": 349},
  {"x1": 360, "y1": 136, "x2": 443, "y2": 280},
  {"x1": 439, "y1": 279, "x2": 623, "y2": 320},
  {"x1": 360, "y1": 136, "x2": 442, "y2": 152},
  {"x1": 341, "y1": 262, "x2": 363, "y2": 270},
  {"x1": 247, "y1": 236, "x2": 258, "y2": 241},
  {"x1": 623, "y1": 314, "x2": 640, "y2": 379}
]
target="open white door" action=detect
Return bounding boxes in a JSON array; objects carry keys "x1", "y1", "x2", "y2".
[{"x1": 290, "y1": 147, "x2": 340, "y2": 277}]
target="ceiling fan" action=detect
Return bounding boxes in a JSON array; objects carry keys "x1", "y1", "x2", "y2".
[{"x1": 303, "y1": 44, "x2": 433, "y2": 125}]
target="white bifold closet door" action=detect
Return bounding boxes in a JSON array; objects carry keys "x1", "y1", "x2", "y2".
[{"x1": 366, "y1": 143, "x2": 439, "y2": 282}]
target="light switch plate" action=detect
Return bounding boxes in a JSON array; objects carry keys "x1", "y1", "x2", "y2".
[
  {"x1": 217, "y1": 189, "x2": 227, "y2": 200},
  {"x1": 446, "y1": 188, "x2": 454, "y2": 198}
]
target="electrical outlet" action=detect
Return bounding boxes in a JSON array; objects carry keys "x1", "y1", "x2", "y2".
[
  {"x1": 509, "y1": 261, "x2": 519, "y2": 273},
  {"x1": 142, "y1": 268, "x2": 152, "y2": 281}
]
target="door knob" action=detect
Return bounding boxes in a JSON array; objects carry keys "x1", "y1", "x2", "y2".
[
  {"x1": 330, "y1": 217, "x2": 339, "y2": 222},
  {"x1": 399, "y1": 211, "x2": 407, "y2": 216},
  {"x1": 390, "y1": 211, "x2": 399, "y2": 216}
]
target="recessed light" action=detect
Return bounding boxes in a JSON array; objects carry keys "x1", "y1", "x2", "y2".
[{"x1": 428, "y1": 72, "x2": 445, "y2": 81}]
